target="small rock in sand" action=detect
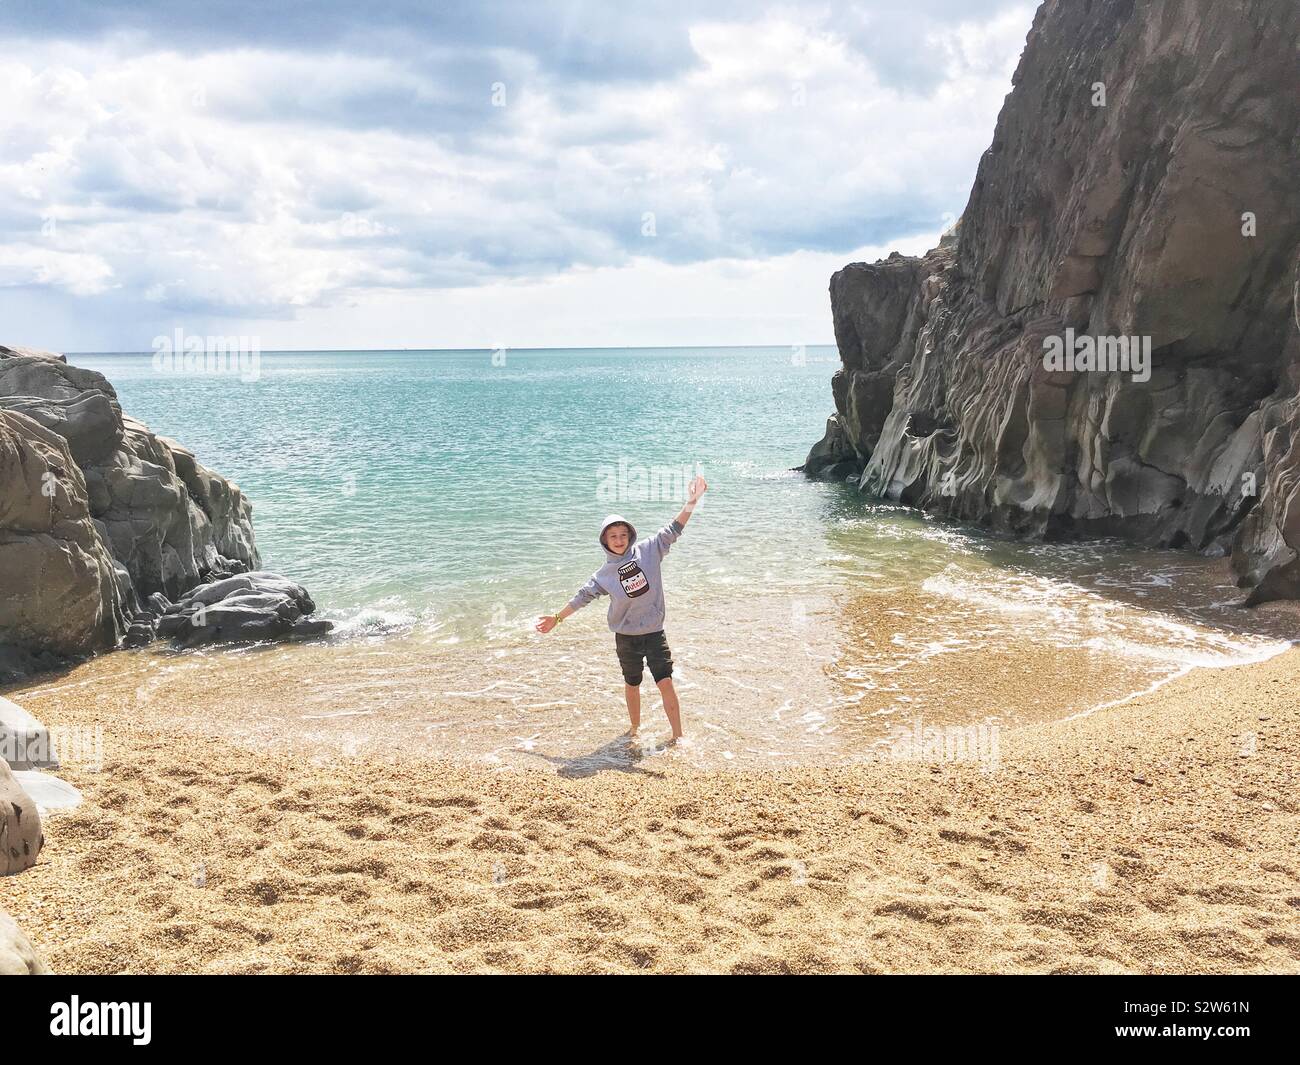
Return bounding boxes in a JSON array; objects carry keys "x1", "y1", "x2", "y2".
[
  {"x1": 11, "y1": 770, "x2": 82, "y2": 817},
  {"x1": 0, "y1": 907, "x2": 51, "y2": 974},
  {"x1": 0, "y1": 695, "x2": 59, "y2": 770},
  {"x1": 0, "y1": 757, "x2": 43, "y2": 876}
]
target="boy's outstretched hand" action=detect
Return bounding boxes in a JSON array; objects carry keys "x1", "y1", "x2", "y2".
[
  {"x1": 535, "y1": 615, "x2": 559, "y2": 634},
  {"x1": 675, "y1": 473, "x2": 707, "y2": 528}
]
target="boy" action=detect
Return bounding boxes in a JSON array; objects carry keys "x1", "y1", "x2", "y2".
[{"x1": 535, "y1": 474, "x2": 706, "y2": 743}]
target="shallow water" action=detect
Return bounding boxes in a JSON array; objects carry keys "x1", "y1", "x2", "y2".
[{"x1": 39, "y1": 347, "x2": 1294, "y2": 771}]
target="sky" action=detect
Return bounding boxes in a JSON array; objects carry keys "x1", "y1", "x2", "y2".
[{"x1": 0, "y1": 0, "x2": 1036, "y2": 352}]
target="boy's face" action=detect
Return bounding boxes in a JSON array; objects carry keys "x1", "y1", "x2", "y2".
[{"x1": 602, "y1": 523, "x2": 631, "y2": 554}]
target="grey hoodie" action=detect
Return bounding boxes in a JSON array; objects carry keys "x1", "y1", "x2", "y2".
[{"x1": 566, "y1": 513, "x2": 683, "y2": 635}]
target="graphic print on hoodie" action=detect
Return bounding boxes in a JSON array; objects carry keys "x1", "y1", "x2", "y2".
[
  {"x1": 617, "y1": 560, "x2": 649, "y2": 598},
  {"x1": 566, "y1": 517, "x2": 683, "y2": 635}
]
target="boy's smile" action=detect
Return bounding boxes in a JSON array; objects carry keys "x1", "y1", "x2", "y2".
[{"x1": 603, "y1": 523, "x2": 631, "y2": 555}]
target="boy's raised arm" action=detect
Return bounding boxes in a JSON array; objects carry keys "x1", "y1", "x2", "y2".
[
  {"x1": 674, "y1": 474, "x2": 707, "y2": 529},
  {"x1": 648, "y1": 474, "x2": 707, "y2": 558}
]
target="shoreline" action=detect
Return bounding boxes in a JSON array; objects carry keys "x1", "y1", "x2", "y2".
[
  {"x1": 10, "y1": 549, "x2": 1298, "y2": 774},
  {"x1": 2, "y1": 644, "x2": 1296, "y2": 974},
  {"x1": 1059, "y1": 632, "x2": 1298, "y2": 725}
]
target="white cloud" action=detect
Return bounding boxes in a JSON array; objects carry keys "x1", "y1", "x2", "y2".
[
  {"x1": 0, "y1": 4, "x2": 1034, "y2": 348},
  {"x1": 0, "y1": 243, "x2": 114, "y2": 295}
]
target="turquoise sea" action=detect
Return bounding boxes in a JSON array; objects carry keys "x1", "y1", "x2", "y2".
[
  {"x1": 77, "y1": 346, "x2": 843, "y2": 633},
  {"x1": 66, "y1": 347, "x2": 1293, "y2": 767}
]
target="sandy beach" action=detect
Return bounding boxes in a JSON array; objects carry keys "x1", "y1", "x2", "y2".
[{"x1": 2, "y1": 646, "x2": 1296, "y2": 975}]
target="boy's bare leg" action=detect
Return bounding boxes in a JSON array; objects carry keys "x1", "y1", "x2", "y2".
[
  {"x1": 624, "y1": 683, "x2": 641, "y2": 737},
  {"x1": 656, "y1": 677, "x2": 683, "y2": 741}
]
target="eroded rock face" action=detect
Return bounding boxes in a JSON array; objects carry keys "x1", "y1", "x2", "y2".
[
  {"x1": 0, "y1": 407, "x2": 128, "y2": 656},
  {"x1": 805, "y1": 0, "x2": 1300, "y2": 601},
  {"x1": 0, "y1": 346, "x2": 330, "y2": 675},
  {"x1": 0, "y1": 348, "x2": 258, "y2": 601}
]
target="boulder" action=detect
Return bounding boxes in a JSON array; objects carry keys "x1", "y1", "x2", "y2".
[
  {"x1": 801, "y1": 414, "x2": 862, "y2": 482},
  {"x1": 1, "y1": 344, "x2": 258, "y2": 597},
  {"x1": 12, "y1": 771, "x2": 82, "y2": 817},
  {"x1": 806, "y1": 0, "x2": 1300, "y2": 601},
  {"x1": 1, "y1": 756, "x2": 43, "y2": 876},
  {"x1": 0, "y1": 907, "x2": 50, "y2": 975},
  {"x1": 0, "y1": 695, "x2": 59, "y2": 771},
  {"x1": 0, "y1": 346, "x2": 327, "y2": 674},
  {"x1": 122, "y1": 616, "x2": 159, "y2": 649},
  {"x1": 161, "y1": 571, "x2": 332, "y2": 647},
  {"x1": 0, "y1": 910, "x2": 50, "y2": 972}
]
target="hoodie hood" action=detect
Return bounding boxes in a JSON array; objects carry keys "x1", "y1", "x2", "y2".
[{"x1": 599, "y1": 513, "x2": 637, "y2": 558}]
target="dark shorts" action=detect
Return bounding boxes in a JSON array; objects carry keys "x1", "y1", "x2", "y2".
[{"x1": 614, "y1": 629, "x2": 674, "y2": 685}]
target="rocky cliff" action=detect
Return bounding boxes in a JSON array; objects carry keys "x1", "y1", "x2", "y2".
[
  {"x1": 804, "y1": 0, "x2": 1300, "y2": 603},
  {"x1": 1, "y1": 346, "x2": 325, "y2": 679}
]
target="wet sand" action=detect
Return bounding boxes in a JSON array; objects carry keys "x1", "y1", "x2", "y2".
[
  {"x1": 2, "y1": 644, "x2": 1297, "y2": 974},
  {"x1": 4, "y1": 568, "x2": 1291, "y2": 776}
]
